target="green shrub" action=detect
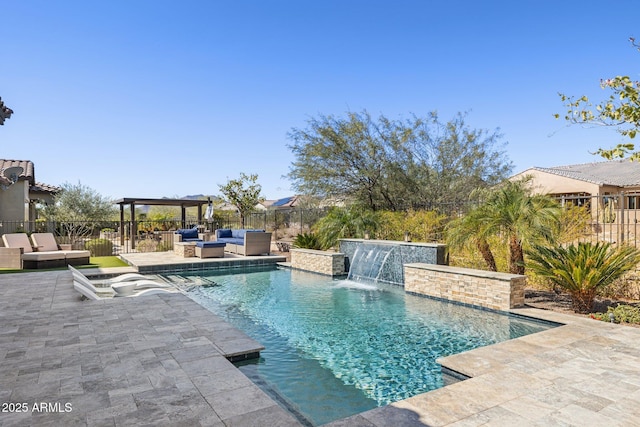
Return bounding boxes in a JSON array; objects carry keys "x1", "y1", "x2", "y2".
[
  {"x1": 84, "y1": 238, "x2": 114, "y2": 256},
  {"x1": 135, "y1": 240, "x2": 157, "y2": 253},
  {"x1": 293, "y1": 232, "x2": 324, "y2": 250},
  {"x1": 591, "y1": 304, "x2": 640, "y2": 324},
  {"x1": 156, "y1": 241, "x2": 173, "y2": 252},
  {"x1": 527, "y1": 242, "x2": 640, "y2": 313}
]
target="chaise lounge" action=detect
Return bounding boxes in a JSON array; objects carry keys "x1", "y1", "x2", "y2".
[
  {"x1": 31, "y1": 233, "x2": 91, "y2": 266},
  {"x1": 69, "y1": 266, "x2": 176, "y2": 298},
  {"x1": 0, "y1": 233, "x2": 90, "y2": 269}
]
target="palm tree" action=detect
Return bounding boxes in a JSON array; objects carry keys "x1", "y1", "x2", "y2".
[
  {"x1": 526, "y1": 242, "x2": 640, "y2": 313},
  {"x1": 314, "y1": 205, "x2": 380, "y2": 249},
  {"x1": 447, "y1": 179, "x2": 561, "y2": 275},
  {"x1": 446, "y1": 205, "x2": 497, "y2": 271},
  {"x1": 480, "y1": 180, "x2": 561, "y2": 275}
]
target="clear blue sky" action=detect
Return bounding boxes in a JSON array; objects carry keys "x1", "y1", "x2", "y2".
[{"x1": 1, "y1": 1, "x2": 638, "y2": 200}]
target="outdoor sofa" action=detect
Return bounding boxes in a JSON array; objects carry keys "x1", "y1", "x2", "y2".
[
  {"x1": 213, "y1": 229, "x2": 272, "y2": 256},
  {"x1": 173, "y1": 226, "x2": 214, "y2": 243},
  {"x1": 0, "y1": 233, "x2": 90, "y2": 269}
]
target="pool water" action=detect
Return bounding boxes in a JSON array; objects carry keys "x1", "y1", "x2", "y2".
[{"x1": 168, "y1": 266, "x2": 553, "y2": 426}]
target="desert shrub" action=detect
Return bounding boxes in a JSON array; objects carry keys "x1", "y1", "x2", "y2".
[
  {"x1": 135, "y1": 240, "x2": 158, "y2": 253},
  {"x1": 556, "y1": 204, "x2": 592, "y2": 244},
  {"x1": 377, "y1": 210, "x2": 446, "y2": 242},
  {"x1": 591, "y1": 304, "x2": 640, "y2": 324},
  {"x1": 84, "y1": 238, "x2": 113, "y2": 256},
  {"x1": 156, "y1": 241, "x2": 173, "y2": 252},
  {"x1": 292, "y1": 232, "x2": 324, "y2": 250}
]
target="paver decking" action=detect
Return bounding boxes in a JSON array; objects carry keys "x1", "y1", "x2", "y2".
[
  {"x1": 328, "y1": 308, "x2": 640, "y2": 427},
  {"x1": 0, "y1": 271, "x2": 299, "y2": 426},
  {"x1": 2, "y1": 267, "x2": 640, "y2": 426}
]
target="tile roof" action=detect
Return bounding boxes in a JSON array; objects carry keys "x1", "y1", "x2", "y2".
[
  {"x1": 0, "y1": 159, "x2": 33, "y2": 184},
  {"x1": 31, "y1": 182, "x2": 61, "y2": 193},
  {"x1": 0, "y1": 159, "x2": 58, "y2": 193},
  {"x1": 532, "y1": 160, "x2": 640, "y2": 187}
]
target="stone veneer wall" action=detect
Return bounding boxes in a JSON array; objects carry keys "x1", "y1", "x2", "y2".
[
  {"x1": 404, "y1": 263, "x2": 525, "y2": 311},
  {"x1": 290, "y1": 249, "x2": 345, "y2": 276}
]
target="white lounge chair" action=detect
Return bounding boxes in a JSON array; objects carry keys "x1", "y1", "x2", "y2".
[
  {"x1": 68, "y1": 266, "x2": 175, "y2": 298},
  {"x1": 73, "y1": 279, "x2": 175, "y2": 300},
  {"x1": 102, "y1": 272, "x2": 154, "y2": 284}
]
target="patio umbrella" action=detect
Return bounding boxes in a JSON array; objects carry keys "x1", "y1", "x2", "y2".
[{"x1": 204, "y1": 198, "x2": 214, "y2": 222}]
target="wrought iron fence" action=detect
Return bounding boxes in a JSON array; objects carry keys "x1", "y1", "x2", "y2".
[
  {"x1": 0, "y1": 208, "x2": 330, "y2": 256},
  {"x1": 3, "y1": 194, "x2": 636, "y2": 257},
  {"x1": 554, "y1": 193, "x2": 640, "y2": 247}
]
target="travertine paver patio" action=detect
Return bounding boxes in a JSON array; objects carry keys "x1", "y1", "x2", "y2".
[
  {"x1": 0, "y1": 270, "x2": 299, "y2": 426},
  {"x1": 2, "y1": 267, "x2": 640, "y2": 426},
  {"x1": 328, "y1": 308, "x2": 640, "y2": 427}
]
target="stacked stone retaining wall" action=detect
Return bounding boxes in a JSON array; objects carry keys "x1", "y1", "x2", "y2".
[
  {"x1": 290, "y1": 249, "x2": 345, "y2": 276},
  {"x1": 404, "y1": 263, "x2": 525, "y2": 311}
]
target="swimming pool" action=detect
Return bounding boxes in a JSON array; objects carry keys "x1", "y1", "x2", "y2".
[{"x1": 167, "y1": 266, "x2": 554, "y2": 426}]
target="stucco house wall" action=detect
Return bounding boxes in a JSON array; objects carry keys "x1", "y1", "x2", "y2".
[
  {"x1": 513, "y1": 168, "x2": 601, "y2": 196},
  {"x1": 0, "y1": 159, "x2": 58, "y2": 226}
]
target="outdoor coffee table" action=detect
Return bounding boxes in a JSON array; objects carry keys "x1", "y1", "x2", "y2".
[{"x1": 195, "y1": 241, "x2": 226, "y2": 258}]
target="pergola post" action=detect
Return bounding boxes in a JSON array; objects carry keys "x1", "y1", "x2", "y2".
[
  {"x1": 119, "y1": 205, "x2": 125, "y2": 247},
  {"x1": 130, "y1": 203, "x2": 137, "y2": 250}
]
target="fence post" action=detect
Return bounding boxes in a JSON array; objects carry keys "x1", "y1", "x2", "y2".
[{"x1": 620, "y1": 191, "x2": 625, "y2": 244}]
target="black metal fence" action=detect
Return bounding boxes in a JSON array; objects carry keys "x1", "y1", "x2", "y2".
[
  {"x1": 3, "y1": 194, "x2": 639, "y2": 257},
  {"x1": 0, "y1": 208, "x2": 330, "y2": 256}
]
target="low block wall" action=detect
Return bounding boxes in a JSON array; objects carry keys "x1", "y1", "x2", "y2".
[
  {"x1": 290, "y1": 249, "x2": 345, "y2": 276},
  {"x1": 404, "y1": 263, "x2": 525, "y2": 311}
]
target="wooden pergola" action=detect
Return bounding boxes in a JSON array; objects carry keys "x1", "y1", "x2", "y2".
[{"x1": 114, "y1": 197, "x2": 210, "y2": 249}]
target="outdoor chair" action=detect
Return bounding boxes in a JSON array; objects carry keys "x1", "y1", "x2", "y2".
[
  {"x1": 68, "y1": 265, "x2": 173, "y2": 296},
  {"x1": 1, "y1": 233, "x2": 67, "y2": 269},
  {"x1": 30, "y1": 233, "x2": 90, "y2": 266},
  {"x1": 73, "y1": 279, "x2": 176, "y2": 300}
]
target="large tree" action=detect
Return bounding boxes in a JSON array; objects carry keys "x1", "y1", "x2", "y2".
[
  {"x1": 218, "y1": 173, "x2": 264, "y2": 229},
  {"x1": 557, "y1": 38, "x2": 640, "y2": 160},
  {"x1": 41, "y1": 182, "x2": 116, "y2": 244},
  {"x1": 287, "y1": 110, "x2": 512, "y2": 211}
]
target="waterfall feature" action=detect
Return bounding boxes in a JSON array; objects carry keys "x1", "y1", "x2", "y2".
[
  {"x1": 340, "y1": 239, "x2": 448, "y2": 287},
  {"x1": 346, "y1": 242, "x2": 403, "y2": 285}
]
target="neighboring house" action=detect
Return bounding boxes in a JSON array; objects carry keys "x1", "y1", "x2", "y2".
[
  {"x1": 512, "y1": 159, "x2": 640, "y2": 240},
  {"x1": 267, "y1": 196, "x2": 299, "y2": 210},
  {"x1": 0, "y1": 159, "x2": 59, "y2": 223},
  {"x1": 513, "y1": 160, "x2": 640, "y2": 204}
]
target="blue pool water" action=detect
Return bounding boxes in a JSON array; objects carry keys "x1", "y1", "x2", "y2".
[{"x1": 168, "y1": 266, "x2": 554, "y2": 426}]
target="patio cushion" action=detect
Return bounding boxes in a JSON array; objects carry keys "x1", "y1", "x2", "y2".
[
  {"x1": 176, "y1": 228, "x2": 199, "y2": 239},
  {"x1": 217, "y1": 229, "x2": 232, "y2": 238},
  {"x1": 2, "y1": 233, "x2": 33, "y2": 253},
  {"x1": 30, "y1": 233, "x2": 60, "y2": 251},
  {"x1": 232, "y1": 229, "x2": 247, "y2": 239},
  {"x1": 195, "y1": 241, "x2": 226, "y2": 248},
  {"x1": 22, "y1": 251, "x2": 66, "y2": 261},
  {"x1": 64, "y1": 250, "x2": 91, "y2": 259},
  {"x1": 216, "y1": 237, "x2": 244, "y2": 245}
]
